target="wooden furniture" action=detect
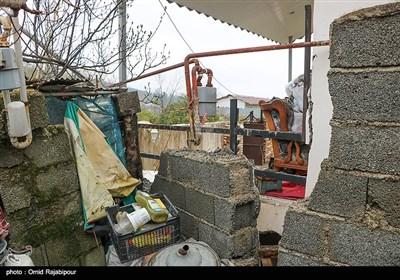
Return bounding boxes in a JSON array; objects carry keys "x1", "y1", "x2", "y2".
[{"x1": 259, "y1": 98, "x2": 308, "y2": 175}]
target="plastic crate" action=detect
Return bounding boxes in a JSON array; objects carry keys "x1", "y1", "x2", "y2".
[{"x1": 106, "y1": 192, "x2": 180, "y2": 263}]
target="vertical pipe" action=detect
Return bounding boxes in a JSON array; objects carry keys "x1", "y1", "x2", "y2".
[
  {"x1": 2, "y1": 90, "x2": 11, "y2": 108},
  {"x1": 118, "y1": 0, "x2": 127, "y2": 86},
  {"x1": 302, "y1": 5, "x2": 312, "y2": 143},
  {"x1": 288, "y1": 36, "x2": 293, "y2": 82},
  {"x1": 230, "y1": 98, "x2": 238, "y2": 154},
  {"x1": 11, "y1": 18, "x2": 27, "y2": 103}
]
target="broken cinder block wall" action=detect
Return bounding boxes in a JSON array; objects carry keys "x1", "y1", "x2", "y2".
[
  {"x1": 278, "y1": 3, "x2": 400, "y2": 266},
  {"x1": 151, "y1": 148, "x2": 260, "y2": 266}
]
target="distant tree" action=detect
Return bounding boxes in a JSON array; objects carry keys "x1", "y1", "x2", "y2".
[
  {"x1": 3, "y1": 0, "x2": 169, "y2": 85},
  {"x1": 158, "y1": 96, "x2": 189, "y2": 125},
  {"x1": 137, "y1": 108, "x2": 159, "y2": 123}
]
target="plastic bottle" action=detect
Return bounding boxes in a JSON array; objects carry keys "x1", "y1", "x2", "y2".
[
  {"x1": 114, "y1": 211, "x2": 135, "y2": 234},
  {"x1": 135, "y1": 191, "x2": 168, "y2": 223}
]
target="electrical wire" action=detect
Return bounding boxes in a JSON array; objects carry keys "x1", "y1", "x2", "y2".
[{"x1": 158, "y1": 0, "x2": 239, "y2": 97}]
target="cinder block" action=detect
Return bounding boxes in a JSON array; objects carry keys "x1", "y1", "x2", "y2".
[
  {"x1": 308, "y1": 169, "x2": 367, "y2": 218},
  {"x1": 330, "y1": 124, "x2": 400, "y2": 175},
  {"x1": 198, "y1": 223, "x2": 258, "y2": 259},
  {"x1": 0, "y1": 91, "x2": 49, "y2": 136},
  {"x1": 24, "y1": 126, "x2": 74, "y2": 168},
  {"x1": 28, "y1": 92, "x2": 50, "y2": 129},
  {"x1": 186, "y1": 188, "x2": 214, "y2": 224},
  {"x1": 169, "y1": 154, "x2": 231, "y2": 197},
  {"x1": 36, "y1": 163, "x2": 79, "y2": 200},
  {"x1": 277, "y1": 251, "x2": 327, "y2": 266},
  {"x1": 0, "y1": 146, "x2": 24, "y2": 168},
  {"x1": 230, "y1": 257, "x2": 260, "y2": 267},
  {"x1": 231, "y1": 227, "x2": 260, "y2": 259},
  {"x1": 79, "y1": 246, "x2": 106, "y2": 266},
  {"x1": 30, "y1": 245, "x2": 48, "y2": 266},
  {"x1": 279, "y1": 209, "x2": 326, "y2": 258},
  {"x1": 368, "y1": 178, "x2": 400, "y2": 228},
  {"x1": 0, "y1": 183, "x2": 31, "y2": 214},
  {"x1": 178, "y1": 209, "x2": 199, "y2": 241},
  {"x1": 157, "y1": 152, "x2": 169, "y2": 177},
  {"x1": 330, "y1": 220, "x2": 400, "y2": 266},
  {"x1": 45, "y1": 231, "x2": 99, "y2": 266},
  {"x1": 330, "y1": 3, "x2": 400, "y2": 68},
  {"x1": 328, "y1": 70, "x2": 400, "y2": 122},
  {"x1": 112, "y1": 91, "x2": 141, "y2": 117},
  {"x1": 151, "y1": 175, "x2": 186, "y2": 209},
  {"x1": 167, "y1": 149, "x2": 255, "y2": 198},
  {"x1": 214, "y1": 197, "x2": 259, "y2": 232}
]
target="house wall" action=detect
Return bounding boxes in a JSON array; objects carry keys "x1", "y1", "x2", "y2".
[
  {"x1": 279, "y1": 3, "x2": 400, "y2": 266},
  {"x1": 217, "y1": 97, "x2": 246, "y2": 108},
  {"x1": 306, "y1": 0, "x2": 396, "y2": 197}
]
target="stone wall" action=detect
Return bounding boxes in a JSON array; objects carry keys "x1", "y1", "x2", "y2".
[
  {"x1": 151, "y1": 148, "x2": 260, "y2": 266},
  {"x1": 0, "y1": 91, "x2": 104, "y2": 266},
  {"x1": 278, "y1": 3, "x2": 400, "y2": 266}
]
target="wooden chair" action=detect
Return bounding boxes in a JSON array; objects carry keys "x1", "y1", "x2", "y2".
[{"x1": 259, "y1": 98, "x2": 308, "y2": 175}]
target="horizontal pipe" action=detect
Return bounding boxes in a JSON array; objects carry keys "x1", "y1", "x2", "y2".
[
  {"x1": 254, "y1": 168, "x2": 306, "y2": 185},
  {"x1": 137, "y1": 123, "x2": 301, "y2": 141},
  {"x1": 111, "y1": 59, "x2": 199, "y2": 87}
]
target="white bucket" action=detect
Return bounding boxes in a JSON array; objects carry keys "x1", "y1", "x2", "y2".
[{"x1": 127, "y1": 208, "x2": 150, "y2": 231}]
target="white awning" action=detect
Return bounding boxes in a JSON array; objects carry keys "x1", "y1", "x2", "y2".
[{"x1": 167, "y1": 0, "x2": 313, "y2": 44}]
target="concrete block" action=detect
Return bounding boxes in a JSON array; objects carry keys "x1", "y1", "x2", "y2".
[
  {"x1": 330, "y1": 220, "x2": 400, "y2": 266},
  {"x1": 0, "y1": 183, "x2": 31, "y2": 214},
  {"x1": 36, "y1": 163, "x2": 79, "y2": 200},
  {"x1": 279, "y1": 209, "x2": 326, "y2": 257},
  {"x1": 308, "y1": 169, "x2": 367, "y2": 218},
  {"x1": 198, "y1": 222, "x2": 258, "y2": 259},
  {"x1": 214, "y1": 197, "x2": 259, "y2": 232},
  {"x1": 330, "y1": 124, "x2": 400, "y2": 175},
  {"x1": 277, "y1": 251, "x2": 327, "y2": 266},
  {"x1": 0, "y1": 107, "x2": 6, "y2": 140},
  {"x1": 79, "y1": 246, "x2": 106, "y2": 266},
  {"x1": 45, "y1": 231, "x2": 98, "y2": 266},
  {"x1": 167, "y1": 149, "x2": 254, "y2": 198},
  {"x1": 170, "y1": 154, "x2": 231, "y2": 197},
  {"x1": 230, "y1": 257, "x2": 259, "y2": 267},
  {"x1": 186, "y1": 188, "x2": 214, "y2": 224},
  {"x1": 24, "y1": 126, "x2": 73, "y2": 168},
  {"x1": 28, "y1": 92, "x2": 50, "y2": 129},
  {"x1": 151, "y1": 176, "x2": 186, "y2": 209},
  {"x1": 231, "y1": 227, "x2": 260, "y2": 259},
  {"x1": 157, "y1": 152, "x2": 169, "y2": 177},
  {"x1": 178, "y1": 209, "x2": 199, "y2": 240},
  {"x1": 330, "y1": 3, "x2": 400, "y2": 68},
  {"x1": 328, "y1": 70, "x2": 400, "y2": 122},
  {"x1": 30, "y1": 245, "x2": 48, "y2": 266},
  {"x1": 198, "y1": 222, "x2": 231, "y2": 259},
  {"x1": 112, "y1": 91, "x2": 141, "y2": 117},
  {"x1": 0, "y1": 91, "x2": 49, "y2": 138},
  {"x1": 368, "y1": 178, "x2": 400, "y2": 228},
  {"x1": 0, "y1": 146, "x2": 24, "y2": 168}
]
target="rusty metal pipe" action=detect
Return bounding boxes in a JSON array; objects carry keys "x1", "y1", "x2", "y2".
[
  {"x1": 184, "y1": 40, "x2": 329, "y2": 92},
  {"x1": 205, "y1": 68, "x2": 213, "y2": 87},
  {"x1": 111, "y1": 58, "x2": 199, "y2": 87},
  {"x1": 302, "y1": 5, "x2": 313, "y2": 144},
  {"x1": 183, "y1": 40, "x2": 329, "y2": 146}
]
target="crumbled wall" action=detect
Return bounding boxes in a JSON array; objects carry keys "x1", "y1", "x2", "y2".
[
  {"x1": 151, "y1": 148, "x2": 260, "y2": 266},
  {"x1": 0, "y1": 91, "x2": 104, "y2": 266},
  {"x1": 279, "y1": 3, "x2": 400, "y2": 266}
]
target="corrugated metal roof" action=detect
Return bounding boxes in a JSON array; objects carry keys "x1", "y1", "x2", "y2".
[{"x1": 167, "y1": 0, "x2": 313, "y2": 44}]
